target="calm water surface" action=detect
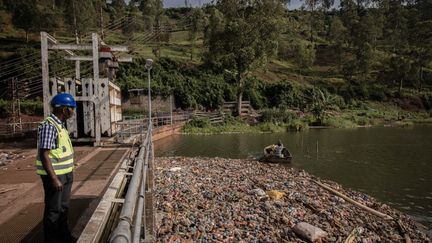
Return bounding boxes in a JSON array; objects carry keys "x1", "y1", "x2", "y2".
[{"x1": 154, "y1": 126, "x2": 432, "y2": 227}]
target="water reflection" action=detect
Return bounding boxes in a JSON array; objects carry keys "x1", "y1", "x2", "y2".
[{"x1": 154, "y1": 126, "x2": 432, "y2": 228}]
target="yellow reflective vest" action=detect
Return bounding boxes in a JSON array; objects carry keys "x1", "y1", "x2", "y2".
[{"x1": 36, "y1": 116, "x2": 74, "y2": 175}]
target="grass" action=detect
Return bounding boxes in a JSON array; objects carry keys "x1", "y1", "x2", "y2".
[
  {"x1": 182, "y1": 117, "x2": 256, "y2": 134},
  {"x1": 323, "y1": 101, "x2": 432, "y2": 127},
  {"x1": 183, "y1": 101, "x2": 432, "y2": 134},
  {"x1": 182, "y1": 115, "x2": 310, "y2": 134}
]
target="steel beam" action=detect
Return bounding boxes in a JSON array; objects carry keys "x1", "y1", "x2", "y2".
[
  {"x1": 92, "y1": 33, "x2": 101, "y2": 146},
  {"x1": 50, "y1": 44, "x2": 129, "y2": 52},
  {"x1": 49, "y1": 44, "x2": 92, "y2": 51},
  {"x1": 41, "y1": 32, "x2": 50, "y2": 117},
  {"x1": 64, "y1": 56, "x2": 133, "y2": 62}
]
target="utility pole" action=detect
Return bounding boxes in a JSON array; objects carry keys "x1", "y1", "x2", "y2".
[
  {"x1": 72, "y1": 0, "x2": 79, "y2": 44},
  {"x1": 170, "y1": 93, "x2": 173, "y2": 125},
  {"x1": 100, "y1": 0, "x2": 105, "y2": 40},
  {"x1": 145, "y1": 59, "x2": 153, "y2": 127},
  {"x1": 41, "y1": 32, "x2": 50, "y2": 118},
  {"x1": 156, "y1": 19, "x2": 162, "y2": 58},
  {"x1": 10, "y1": 78, "x2": 22, "y2": 133},
  {"x1": 71, "y1": 0, "x2": 81, "y2": 138}
]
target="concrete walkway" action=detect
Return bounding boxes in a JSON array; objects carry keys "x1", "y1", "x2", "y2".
[{"x1": 0, "y1": 147, "x2": 128, "y2": 243}]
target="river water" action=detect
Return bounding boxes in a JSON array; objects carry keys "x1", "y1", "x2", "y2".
[{"x1": 154, "y1": 125, "x2": 432, "y2": 228}]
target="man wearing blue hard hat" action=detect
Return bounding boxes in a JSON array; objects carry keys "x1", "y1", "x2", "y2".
[{"x1": 36, "y1": 92, "x2": 76, "y2": 243}]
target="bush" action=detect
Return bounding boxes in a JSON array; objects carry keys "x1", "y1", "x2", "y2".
[
  {"x1": 117, "y1": 58, "x2": 231, "y2": 110},
  {"x1": 222, "y1": 113, "x2": 238, "y2": 125},
  {"x1": 243, "y1": 77, "x2": 266, "y2": 109},
  {"x1": 368, "y1": 85, "x2": 388, "y2": 101},
  {"x1": 324, "y1": 116, "x2": 356, "y2": 128},
  {"x1": 287, "y1": 119, "x2": 309, "y2": 131},
  {"x1": 0, "y1": 99, "x2": 11, "y2": 118},
  {"x1": 186, "y1": 117, "x2": 211, "y2": 128},
  {"x1": 420, "y1": 91, "x2": 432, "y2": 110},
  {"x1": 122, "y1": 107, "x2": 146, "y2": 117},
  {"x1": 0, "y1": 99, "x2": 43, "y2": 118},
  {"x1": 264, "y1": 81, "x2": 307, "y2": 109},
  {"x1": 260, "y1": 108, "x2": 297, "y2": 123},
  {"x1": 256, "y1": 122, "x2": 287, "y2": 133},
  {"x1": 20, "y1": 100, "x2": 43, "y2": 115}
]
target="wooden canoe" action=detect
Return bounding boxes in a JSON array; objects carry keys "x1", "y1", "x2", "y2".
[{"x1": 259, "y1": 148, "x2": 293, "y2": 163}]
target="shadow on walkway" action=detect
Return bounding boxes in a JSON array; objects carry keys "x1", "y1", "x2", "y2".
[{"x1": 0, "y1": 198, "x2": 95, "y2": 243}]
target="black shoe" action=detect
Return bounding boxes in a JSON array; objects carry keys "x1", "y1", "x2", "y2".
[{"x1": 64, "y1": 235, "x2": 77, "y2": 243}]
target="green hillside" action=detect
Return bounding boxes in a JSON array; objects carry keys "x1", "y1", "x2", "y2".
[{"x1": 0, "y1": 1, "x2": 431, "y2": 127}]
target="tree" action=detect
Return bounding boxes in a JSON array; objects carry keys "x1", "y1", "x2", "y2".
[
  {"x1": 294, "y1": 41, "x2": 316, "y2": 71},
  {"x1": 382, "y1": 0, "x2": 408, "y2": 51},
  {"x1": 303, "y1": 0, "x2": 334, "y2": 42},
  {"x1": 384, "y1": 53, "x2": 412, "y2": 93},
  {"x1": 137, "y1": 0, "x2": 164, "y2": 56},
  {"x1": 0, "y1": 1, "x2": 12, "y2": 32},
  {"x1": 416, "y1": 0, "x2": 432, "y2": 21},
  {"x1": 328, "y1": 16, "x2": 347, "y2": 70},
  {"x1": 307, "y1": 88, "x2": 336, "y2": 125},
  {"x1": 188, "y1": 8, "x2": 206, "y2": 61},
  {"x1": 406, "y1": 4, "x2": 432, "y2": 90},
  {"x1": 6, "y1": 0, "x2": 62, "y2": 40},
  {"x1": 204, "y1": 0, "x2": 287, "y2": 115},
  {"x1": 64, "y1": 0, "x2": 97, "y2": 40},
  {"x1": 339, "y1": 0, "x2": 359, "y2": 47},
  {"x1": 108, "y1": 0, "x2": 127, "y2": 32},
  {"x1": 123, "y1": 3, "x2": 143, "y2": 34},
  {"x1": 138, "y1": 0, "x2": 163, "y2": 30},
  {"x1": 11, "y1": 1, "x2": 40, "y2": 41},
  {"x1": 111, "y1": 0, "x2": 127, "y2": 12}
]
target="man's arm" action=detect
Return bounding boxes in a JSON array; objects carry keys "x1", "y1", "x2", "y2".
[{"x1": 39, "y1": 149, "x2": 63, "y2": 191}]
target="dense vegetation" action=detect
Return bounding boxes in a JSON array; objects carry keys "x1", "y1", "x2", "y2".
[{"x1": 0, "y1": 0, "x2": 431, "y2": 127}]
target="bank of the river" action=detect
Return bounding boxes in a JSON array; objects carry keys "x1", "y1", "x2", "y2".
[
  {"x1": 155, "y1": 157, "x2": 430, "y2": 242},
  {"x1": 182, "y1": 106, "x2": 432, "y2": 134},
  {"x1": 181, "y1": 119, "x2": 431, "y2": 134}
]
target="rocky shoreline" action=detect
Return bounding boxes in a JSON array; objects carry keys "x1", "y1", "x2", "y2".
[{"x1": 155, "y1": 157, "x2": 430, "y2": 242}]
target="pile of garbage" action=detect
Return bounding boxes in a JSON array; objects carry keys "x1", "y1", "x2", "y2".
[
  {"x1": 155, "y1": 157, "x2": 430, "y2": 242},
  {"x1": 0, "y1": 151, "x2": 25, "y2": 166}
]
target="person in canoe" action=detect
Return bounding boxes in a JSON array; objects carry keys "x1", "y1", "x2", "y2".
[{"x1": 264, "y1": 139, "x2": 284, "y2": 158}]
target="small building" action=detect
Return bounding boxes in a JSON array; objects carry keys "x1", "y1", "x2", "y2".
[{"x1": 124, "y1": 90, "x2": 174, "y2": 114}]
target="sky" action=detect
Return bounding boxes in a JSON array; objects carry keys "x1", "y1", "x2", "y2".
[{"x1": 163, "y1": 0, "x2": 305, "y2": 9}]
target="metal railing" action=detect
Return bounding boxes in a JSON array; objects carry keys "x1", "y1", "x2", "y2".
[
  {"x1": 115, "y1": 113, "x2": 191, "y2": 143},
  {"x1": 110, "y1": 123, "x2": 155, "y2": 243},
  {"x1": 0, "y1": 121, "x2": 40, "y2": 135}
]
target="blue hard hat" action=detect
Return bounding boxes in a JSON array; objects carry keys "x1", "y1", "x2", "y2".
[{"x1": 51, "y1": 93, "x2": 77, "y2": 108}]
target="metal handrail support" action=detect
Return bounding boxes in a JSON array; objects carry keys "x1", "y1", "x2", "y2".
[
  {"x1": 110, "y1": 122, "x2": 153, "y2": 243},
  {"x1": 141, "y1": 122, "x2": 155, "y2": 242},
  {"x1": 144, "y1": 138, "x2": 155, "y2": 241},
  {"x1": 132, "y1": 140, "x2": 150, "y2": 242},
  {"x1": 110, "y1": 134, "x2": 149, "y2": 243}
]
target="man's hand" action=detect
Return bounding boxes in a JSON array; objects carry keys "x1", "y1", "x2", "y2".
[
  {"x1": 40, "y1": 149, "x2": 63, "y2": 191},
  {"x1": 51, "y1": 177, "x2": 63, "y2": 191}
]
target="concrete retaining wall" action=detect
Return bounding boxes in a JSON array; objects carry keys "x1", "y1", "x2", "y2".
[{"x1": 152, "y1": 122, "x2": 184, "y2": 142}]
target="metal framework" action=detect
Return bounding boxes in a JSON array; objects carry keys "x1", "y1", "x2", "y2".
[
  {"x1": 40, "y1": 32, "x2": 131, "y2": 145},
  {"x1": 9, "y1": 78, "x2": 22, "y2": 133}
]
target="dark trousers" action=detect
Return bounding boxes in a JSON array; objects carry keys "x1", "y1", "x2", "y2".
[{"x1": 40, "y1": 173, "x2": 74, "y2": 243}]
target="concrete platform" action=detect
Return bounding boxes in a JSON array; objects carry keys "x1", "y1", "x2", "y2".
[{"x1": 0, "y1": 147, "x2": 128, "y2": 243}]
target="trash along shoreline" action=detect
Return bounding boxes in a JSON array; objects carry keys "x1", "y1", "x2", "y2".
[{"x1": 155, "y1": 157, "x2": 430, "y2": 242}]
